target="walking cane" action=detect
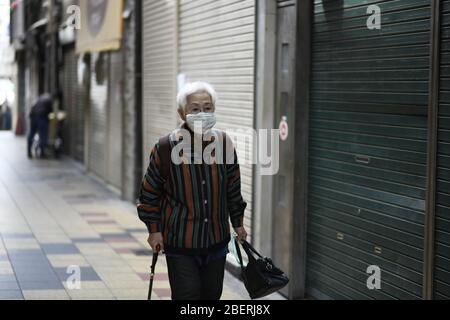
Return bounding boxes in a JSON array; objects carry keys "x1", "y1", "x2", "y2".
[{"x1": 147, "y1": 244, "x2": 161, "y2": 300}]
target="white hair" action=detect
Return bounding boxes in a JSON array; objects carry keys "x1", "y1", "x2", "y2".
[{"x1": 176, "y1": 81, "x2": 218, "y2": 111}]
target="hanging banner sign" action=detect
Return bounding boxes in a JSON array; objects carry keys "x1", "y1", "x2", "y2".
[{"x1": 76, "y1": 0, "x2": 123, "y2": 53}]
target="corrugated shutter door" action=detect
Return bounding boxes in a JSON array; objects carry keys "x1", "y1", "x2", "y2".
[
  {"x1": 107, "y1": 51, "x2": 123, "y2": 189},
  {"x1": 178, "y1": 0, "x2": 256, "y2": 239},
  {"x1": 307, "y1": 1, "x2": 430, "y2": 299},
  {"x1": 436, "y1": 0, "x2": 450, "y2": 300},
  {"x1": 62, "y1": 46, "x2": 84, "y2": 162},
  {"x1": 142, "y1": 0, "x2": 177, "y2": 170},
  {"x1": 74, "y1": 54, "x2": 85, "y2": 162},
  {"x1": 89, "y1": 53, "x2": 109, "y2": 179},
  {"x1": 62, "y1": 48, "x2": 73, "y2": 157}
]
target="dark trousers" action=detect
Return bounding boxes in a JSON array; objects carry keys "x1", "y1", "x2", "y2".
[
  {"x1": 27, "y1": 116, "x2": 49, "y2": 155},
  {"x1": 166, "y1": 255, "x2": 226, "y2": 300}
]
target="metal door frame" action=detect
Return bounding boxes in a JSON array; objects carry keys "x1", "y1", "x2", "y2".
[
  {"x1": 423, "y1": 0, "x2": 441, "y2": 300},
  {"x1": 270, "y1": 0, "x2": 313, "y2": 300},
  {"x1": 291, "y1": 0, "x2": 312, "y2": 300}
]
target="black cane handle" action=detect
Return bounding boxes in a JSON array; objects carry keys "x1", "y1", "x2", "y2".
[{"x1": 148, "y1": 244, "x2": 161, "y2": 300}]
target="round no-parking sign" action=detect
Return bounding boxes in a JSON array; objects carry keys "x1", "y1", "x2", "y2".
[{"x1": 279, "y1": 118, "x2": 289, "y2": 141}]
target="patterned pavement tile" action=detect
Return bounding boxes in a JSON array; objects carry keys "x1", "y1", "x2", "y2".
[
  {"x1": 97, "y1": 273, "x2": 142, "y2": 283},
  {"x1": 125, "y1": 228, "x2": 147, "y2": 233},
  {"x1": 70, "y1": 238, "x2": 104, "y2": 244},
  {"x1": 67, "y1": 288, "x2": 115, "y2": 300},
  {"x1": 22, "y1": 289, "x2": 70, "y2": 300},
  {"x1": 41, "y1": 244, "x2": 80, "y2": 255},
  {"x1": 75, "y1": 243, "x2": 116, "y2": 253},
  {"x1": 109, "y1": 288, "x2": 148, "y2": 300},
  {"x1": 104, "y1": 281, "x2": 148, "y2": 290},
  {"x1": 19, "y1": 281, "x2": 65, "y2": 290},
  {"x1": 82, "y1": 259, "x2": 129, "y2": 267},
  {"x1": 13, "y1": 267, "x2": 56, "y2": 277},
  {"x1": 0, "y1": 281, "x2": 20, "y2": 290},
  {"x1": 108, "y1": 244, "x2": 143, "y2": 252},
  {"x1": 54, "y1": 266, "x2": 101, "y2": 282},
  {"x1": 2, "y1": 238, "x2": 40, "y2": 247},
  {"x1": 151, "y1": 281, "x2": 171, "y2": 289},
  {"x1": 62, "y1": 280, "x2": 108, "y2": 290},
  {"x1": 0, "y1": 290, "x2": 23, "y2": 299},
  {"x1": 0, "y1": 275, "x2": 18, "y2": 282},
  {"x1": 105, "y1": 237, "x2": 140, "y2": 245},
  {"x1": 112, "y1": 248, "x2": 134, "y2": 254},
  {"x1": 11, "y1": 259, "x2": 53, "y2": 268},
  {"x1": 35, "y1": 237, "x2": 73, "y2": 245},
  {"x1": 137, "y1": 272, "x2": 169, "y2": 282},
  {"x1": 46, "y1": 254, "x2": 91, "y2": 268},
  {"x1": 79, "y1": 213, "x2": 109, "y2": 218},
  {"x1": 87, "y1": 226, "x2": 125, "y2": 234},
  {"x1": 7, "y1": 249, "x2": 45, "y2": 257},
  {"x1": 86, "y1": 220, "x2": 117, "y2": 225},
  {"x1": 0, "y1": 267, "x2": 14, "y2": 275},
  {"x1": 154, "y1": 288, "x2": 172, "y2": 299},
  {"x1": 1, "y1": 234, "x2": 34, "y2": 239}
]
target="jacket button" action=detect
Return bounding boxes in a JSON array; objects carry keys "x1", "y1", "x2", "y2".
[
  {"x1": 204, "y1": 200, "x2": 208, "y2": 204},
  {"x1": 204, "y1": 219, "x2": 208, "y2": 223}
]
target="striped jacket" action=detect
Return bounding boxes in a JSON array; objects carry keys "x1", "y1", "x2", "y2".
[{"x1": 137, "y1": 125, "x2": 247, "y2": 254}]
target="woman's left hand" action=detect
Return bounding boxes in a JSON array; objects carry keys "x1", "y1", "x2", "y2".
[{"x1": 234, "y1": 226, "x2": 248, "y2": 244}]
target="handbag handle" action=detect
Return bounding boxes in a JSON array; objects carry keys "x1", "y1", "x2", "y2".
[
  {"x1": 233, "y1": 238, "x2": 261, "y2": 267},
  {"x1": 242, "y1": 241, "x2": 264, "y2": 259},
  {"x1": 234, "y1": 237, "x2": 245, "y2": 269}
]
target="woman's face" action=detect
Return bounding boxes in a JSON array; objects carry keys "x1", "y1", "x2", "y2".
[{"x1": 179, "y1": 91, "x2": 215, "y2": 120}]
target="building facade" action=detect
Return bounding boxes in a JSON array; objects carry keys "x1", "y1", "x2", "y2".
[
  {"x1": 275, "y1": 0, "x2": 450, "y2": 300},
  {"x1": 9, "y1": 0, "x2": 450, "y2": 300},
  {"x1": 64, "y1": 0, "x2": 141, "y2": 202},
  {"x1": 141, "y1": 0, "x2": 257, "y2": 241}
]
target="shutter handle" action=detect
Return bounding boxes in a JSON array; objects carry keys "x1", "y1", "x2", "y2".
[
  {"x1": 374, "y1": 246, "x2": 382, "y2": 255},
  {"x1": 355, "y1": 155, "x2": 371, "y2": 165}
]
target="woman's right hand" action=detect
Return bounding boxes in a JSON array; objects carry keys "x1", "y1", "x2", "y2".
[{"x1": 147, "y1": 232, "x2": 164, "y2": 252}]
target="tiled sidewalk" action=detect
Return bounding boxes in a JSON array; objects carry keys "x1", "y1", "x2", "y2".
[{"x1": 0, "y1": 132, "x2": 284, "y2": 300}]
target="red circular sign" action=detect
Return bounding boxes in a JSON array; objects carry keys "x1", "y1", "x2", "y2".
[{"x1": 279, "y1": 120, "x2": 289, "y2": 141}]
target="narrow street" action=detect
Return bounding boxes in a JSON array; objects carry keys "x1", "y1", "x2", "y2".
[
  {"x1": 0, "y1": 132, "x2": 281, "y2": 300},
  {"x1": 2, "y1": 0, "x2": 447, "y2": 303}
]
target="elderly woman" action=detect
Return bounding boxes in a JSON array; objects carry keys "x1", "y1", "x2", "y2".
[{"x1": 137, "y1": 81, "x2": 248, "y2": 300}]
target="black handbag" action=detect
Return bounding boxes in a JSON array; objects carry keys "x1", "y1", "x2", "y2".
[{"x1": 234, "y1": 239, "x2": 289, "y2": 299}]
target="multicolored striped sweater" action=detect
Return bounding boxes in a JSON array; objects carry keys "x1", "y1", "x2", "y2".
[{"x1": 137, "y1": 126, "x2": 247, "y2": 255}]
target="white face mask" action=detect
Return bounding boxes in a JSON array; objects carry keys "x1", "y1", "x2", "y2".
[{"x1": 186, "y1": 112, "x2": 217, "y2": 134}]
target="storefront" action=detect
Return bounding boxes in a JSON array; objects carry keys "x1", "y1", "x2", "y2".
[
  {"x1": 141, "y1": 0, "x2": 256, "y2": 239},
  {"x1": 283, "y1": 0, "x2": 449, "y2": 300},
  {"x1": 75, "y1": 0, "x2": 139, "y2": 198}
]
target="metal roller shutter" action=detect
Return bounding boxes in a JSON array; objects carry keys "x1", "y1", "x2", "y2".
[
  {"x1": 307, "y1": 0, "x2": 431, "y2": 300},
  {"x1": 107, "y1": 50, "x2": 124, "y2": 189},
  {"x1": 142, "y1": 0, "x2": 178, "y2": 170},
  {"x1": 435, "y1": 0, "x2": 450, "y2": 300},
  {"x1": 74, "y1": 54, "x2": 86, "y2": 163},
  {"x1": 62, "y1": 48, "x2": 73, "y2": 156},
  {"x1": 89, "y1": 53, "x2": 109, "y2": 179},
  {"x1": 178, "y1": 0, "x2": 256, "y2": 239},
  {"x1": 62, "y1": 46, "x2": 84, "y2": 162},
  {"x1": 78, "y1": 54, "x2": 90, "y2": 167}
]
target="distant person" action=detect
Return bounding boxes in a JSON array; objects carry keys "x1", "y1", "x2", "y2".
[
  {"x1": 27, "y1": 93, "x2": 53, "y2": 159},
  {"x1": 1, "y1": 101, "x2": 12, "y2": 131},
  {"x1": 0, "y1": 103, "x2": 3, "y2": 130}
]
